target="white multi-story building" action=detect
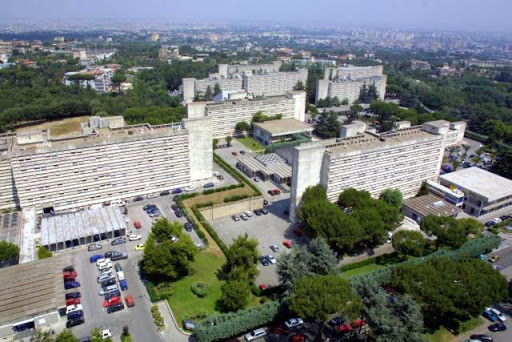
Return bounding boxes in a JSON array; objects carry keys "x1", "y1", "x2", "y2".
[
  {"x1": 1, "y1": 117, "x2": 212, "y2": 213},
  {"x1": 63, "y1": 65, "x2": 117, "y2": 93},
  {"x1": 187, "y1": 91, "x2": 306, "y2": 138},
  {"x1": 182, "y1": 61, "x2": 307, "y2": 102},
  {"x1": 316, "y1": 65, "x2": 387, "y2": 104},
  {"x1": 289, "y1": 120, "x2": 466, "y2": 222}
]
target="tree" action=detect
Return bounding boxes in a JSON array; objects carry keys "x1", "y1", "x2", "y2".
[
  {"x1": 420, "y1": 215, "x2": 479, "y2": 250},
  {"x1": 32, "y1": 330, "x2": 54, "y2": 342},
  {"x1": 219, "y1": 279, "x2": 251, "y2": 312},
  {"x1": 341, "y1": 98, "x2": 349, "y2": 105},
  {"x1": 416, "y1": 181, "x2": 429, "y2": 197},
  {"x1": 277, "y1": 246, "x2": 314, "y2": 292},
  {"x1": 301, "y1": 184, "x2": 327, "y2": 203},
  {"x1": 235, "y1": 121, "x2": 251, "y2": 133},
  {"x1": 293, "y1": 80, "x2": 305, "y2": 91},
  {"x1": 225, "y1": 234, "x2": 259, "y2": 281},
  {"x1": 332, "y1": 96, "x2": 341, "y2": 107},
  {"x1": 90, "y1": 328, "x2": 113, "y2": 342},
  {"x1": 290, "y1": 275, "x2": 362, "y2": 321},
  {"x1": 0, "y1": 241, "x2": 19, "y2": 264},
  {"x1": 392, "y1": 230, "x2": 426, "y2": 257},
  {"x1": 37, "y1": 246, "x2": 52, "y2": 259},
  {"x1": 213, "y1": 83, "x2": 222, "y2": 96},
  {"x1": 212, "y1": 138, "x2": 219, "y2": 150},
  {"x1": 392, "y1": 258, "x2": 508, "y2": 330},
  {"x1": 379, "y1": 188, "x2": 403, "y2": 208},
  {"x1": 493, "y1": 150, "x2": 512, "y2": 179},
  {"x1": 308, "y1": 237, "x2": 337, "y2": 275},
  {"x1": 151, "y1": 218, "x2": 182, "y2": 243},
  {"x1": 111, "y1": 70, "x2": 127, "y2": 93},
  {"x1": 204, "y1": 85, "x2": 213, "y2": 101},
  {"x1": 225, "y1": 135, "x2": 233, "y2": 147},
  {"x1": 55, "y1": 330, "x2": 78, "y2": 342},
  {"x1": 314, "y1": 111, "x2": 339, "y2": 138}
]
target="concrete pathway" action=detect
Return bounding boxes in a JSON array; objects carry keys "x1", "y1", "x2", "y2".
[{"x1": 157, "y1": 300, "x2": 194, "y2": 342}]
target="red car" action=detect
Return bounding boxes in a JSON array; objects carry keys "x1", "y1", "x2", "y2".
[
  {"x1": 338, "y1": 319, "x2": 366, "y2": 333},
  {"x1": 66, "y1": 297, "x2": 81, "y2": 306},
  {"x1": 231, "y1": 151, "x2": 238, "y2": 157},
  {"x1": 273, "y1": 189, "x2": 281, "y2": 195},
  {"x1": 133, "y1": 220, "x2": 141, "y2": 229},
  {"x1": 63, "y1": 271, "x2": 77, "y2": 280},
  {"x1": 125, "y1": 294, "x2": 135, "y2": 307},
  {"x1": 258, "y1": 284, "x2": 267, "y2": 290},
  {"x1": 103, "y1": 296, "x2": 121, "y2": 307},
  {"x1": 283, "y1": 240, "x2": 293, "y2": 249}
]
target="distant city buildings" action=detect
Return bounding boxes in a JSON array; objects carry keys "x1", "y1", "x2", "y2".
[
  {"x1": 63, "y1": 64, "x2": 122, "y2": 93},
  {"x1": 158, "y1": 45, "x2": 180, "y2": 62},
  {"x1": 316, "y1": 65, "x2": 387, "y2": 105},
  {"x1": 410, "y1": 59, "x2": 431, "y2": 70}
]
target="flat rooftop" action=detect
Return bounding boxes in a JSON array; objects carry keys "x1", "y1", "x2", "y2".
[
  {"x1": 403, "y1": 194, "x2": 461, "y2": 218},
  {"x1": 0, "y1": 254, "x2": 73, "y2": 325},
  {"x1": 324, "y1": 126, "x2": 440, "y2": 154},
  {"x1": 439, "y1": 167, "x2": 512, "y2": 202},
  {"x1": 239, "y1": 153, "x2": 292, "y2": 179},
  {"x1": 41, "y1": 206, "x2": 127, "y2": 246},
  {"x1": 253, "y1": 118, "x2": 313, "y2": 136}
]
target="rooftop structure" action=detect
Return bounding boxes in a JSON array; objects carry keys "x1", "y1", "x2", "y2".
[
  {"x1": 402, "y1": 194, "x2": 461, "y2": 223},
  {"x1": 237, "y1": 153, "x2": 292, "y2": 184},
  {"x1": 253, "y1": 118, "x2": 313, "y2": 146}
]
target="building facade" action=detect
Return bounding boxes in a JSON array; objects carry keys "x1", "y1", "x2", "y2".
[
  {"x1": 2, "y1": 118, "x2": 212, "y2": 213},
  {"x1": 289, "y1": 120, "x2": 466, "y2": 222},
  {"x1": 187, "y1": 91, "x2": 306, "y2": 138}
]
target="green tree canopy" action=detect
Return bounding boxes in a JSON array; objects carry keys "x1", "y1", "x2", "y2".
[
  {"x1": 392, "y1": 230, "x2": 426, "y2": 257},
  {"x1": 55, "y1": 330, "x2": 78, "y2": 342},
  {"x1": 219, "y1": 279, "x2": 251, "y2": 312},
  {"x1": 420, "y1": 215, "x2": 482, "y2": 250},
  {"x1": 235, "y1": 121, "x2": 251, "y2": 133},
  {"x1": 0, "y1": 241, "x2": 19, "y2": 264},
  {"x1": 225, "y1": 234, "x2": 259, "y2": 281},
  {"x1": 379, "y1": 188, "x2": 403, "y2": 208},
  {"x1": 290, "y1": 275, "x2": 362, "y2": 321},
  {"x1": 308, "y1": 237, "x2": 337, "y2": 275}
]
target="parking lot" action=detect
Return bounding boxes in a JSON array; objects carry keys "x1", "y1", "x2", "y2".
[{"x1": 211, "y1": 198, "x2": 308, "y2": 286}]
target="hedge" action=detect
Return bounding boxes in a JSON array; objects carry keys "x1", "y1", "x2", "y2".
[
  {"x1": 143, "y1": 281, "x2": 173, "y2": 302},
  {"x1": 203, "y1": 184, "x2": 243, "y2": 195},
  {"x1": 196, "y1": 201, "x2": 214, "y2": 209},
  {"x1": 192, "y1": 206, "x2": 230, "y2": 259},
  {"x1": 339, "y1": 256, "x2": 377, "y2": 272},
  {"x1": 194, "y1": 301, "x2": 281, "y2": 342},
  {"x1": 214, "y1": 153, "x2": 261, "y2": 196},
  {"x1": 224, "y1": 194, "x2": 250, "y2": 203}
]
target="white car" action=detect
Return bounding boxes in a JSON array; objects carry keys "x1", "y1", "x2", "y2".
[
  {"x1": 184, "y1": 185, "x2": 196, "y2": 192},
  {"x1": 213, "y1": 171, "x2": 221, "y2": 177},
  {"x1": 97, "y1": 272, "x2": 114, "y2": 283},
  {"x1": 244, "y1": 328, "x2": 266, "y2": 341},
  {"x1": 128, "y1": 233, "x2": 142, "y2": 241},
  {"x1": 267, "y1": 255, "x2": 277, "y2": 264},
  {"x1": 244, "y1": 211, "x2": 253, "y2": 217},
  {"x1": 66, "y1": 304, "x2": 83, "y2": 314},
  {"x1": 284, "y1": 318, "x2": 304, "y2": 328},
  {"x1": 101, "y1": 329, "x2": 112, "y2": 339},
  {"x1": 98, "y1": 262, "x2": 112, "y2": 271},
  {"x1": 490, "y1": 307, "x2": 507, "y2": 322},
  {"x1": 96, "y1": 258, "x2": 111, "y2": 267}
]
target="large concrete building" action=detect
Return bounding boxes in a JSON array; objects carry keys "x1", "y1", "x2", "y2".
[
  {"x1": 316, "y1": 65, "x2": 387, "y2": 105},
  {"x1": 0, "y1": 116, "x2": 212, "y2": 213},
  {"x1": 182, "y1": 62, "x2": 307, "y2": 102},
  {"x1": 289, "y1": 120, "x2": 466, "y2": 222},
  {"x1": 439, "y1": 167, "x2": 512, "y2": 217},
  {"x1": 187, "y1": 91, "x2": 306, "y2": 138}
]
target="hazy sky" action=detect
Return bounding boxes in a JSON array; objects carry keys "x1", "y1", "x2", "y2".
[{"x1": 3, "y1": 0, "x2": 512, "y2": 32}]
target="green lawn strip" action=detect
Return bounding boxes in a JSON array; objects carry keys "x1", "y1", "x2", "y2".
[
  {"x1": 236, "y1": 137, "x2": 265, "y2": 153},
  {"x1": 338, "y1": 263, "x2": 386, "y2": 279},
  {"x1": 168, "y1": 251, "x2": 226, "y2": 323},
  {"x1": 424, "y1": 316, "x2": 483, "y2": 342}
]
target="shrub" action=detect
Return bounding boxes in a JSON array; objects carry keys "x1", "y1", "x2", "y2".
[
  {"x1": 339, "y1": 256, "x2": 377, "y2": 272},
  {"x1": 223, "y1": 194, "x2": 250, "y2": 203},
  {"x1": 194, "y1": 301, "x2": 281, "y2": 342},
  {"x1": 191, "y1": 282, "x2": 209, "y2": 298},
  {"x1": 151, "y1": 305, "x2": 165, "y2": 329},
  {"x1": 37, "y1": 246, "x2": 52, "y2": 259},
  {"x1": 145, "y1": 281, "x2": 173, "y2": 302},
  {"x1": 196, "y1": 201, "x2": 214, "y2": 209},
  {"x1": 192, "y1": 206, "x2": 230, "y2": 258}
]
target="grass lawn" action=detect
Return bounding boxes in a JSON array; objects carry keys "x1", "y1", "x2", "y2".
[
  {"x1": 237, "y1": 137, "x2": 265, "y2": 153},
  {"x1": 15, "y1": 116, "x2": 89, "y2": 136},
  {"x1": 338, "y1": 263, "x2": 386, "y2": 279},
  {"x1": 168, "y1": 250, "x2": 227, "y2": 323},
  {"x1": 424, "y1": 316, "x2": 483, "y2": 342}
]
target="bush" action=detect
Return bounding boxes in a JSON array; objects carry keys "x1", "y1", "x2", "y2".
[
  {"x1": 191, "y1": 282, "x2": 209, "y2": 298},
  {"x1": 194, "y1": 301, "x2": 281, "y2": 342},
  {"x1": 151, "y1": 305, "x2": 165, "y2": 329},
  {"x1": 37, "y1": 246, "x2": 52, "y2": 259},
  {"x1": 144, "y1": 281, "x2": 174, "y2": 302},
  {"x1": 203, "y1": 184, "x2": 242, "y2": 195},
  {"x1": 196, "y1": 201, "x2": 214, "y2": 209},
  {"x1": 223, "y1": 194, "x2": 250, "y2": 203},
  {"x1": 192, "y1": 206, "x2": 230, "y2": 258},
  {"x1": 175, "y1": 196, "x2": 209, "y2": 246}
]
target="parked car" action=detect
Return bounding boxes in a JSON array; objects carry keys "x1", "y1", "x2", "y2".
[
  {"x1": 103, "y1": 296, "x2": 121, "y2": 307},
  {"x1": 245, "y1": 211, "x2": 253, "y2": 217},
  {"x1": 273, "y1": 189, "x2": 281, "y2": 195},
  {"x1": 88, "y1": 243, "x2": 102, "y2": 251},
  {"x1": 65, "y1": 292, "x2": 81, "y2": 300},
  {"x1": 171, "y1": 203, "x2": 179, "y2": 210},
  {"x1": 160, "y1": 190, "x2": 170, "y2": 196},
  {"x1": 231, "y1": 151, "x2": 238, "y2": 157},
  {"x1": 105, "y1": 290, "x2": 121, "y2": 300},
  {"x1": 488, "y1": 322, "x2": 507, "y2": 332},
  {"x1": 254, "y1": 209, "x2": 262, "y2": 216},
  {"x1": 285, "y1": 318, "x2": 304, "y2": 328},
  {"x1": 489, "y1": 255, "x2": 500, "y2": 263},
  {"x1": 241, "y1": 213, "x2": 248, "y2": 221},
  {"x1": 143, "y1": 204, "x2": 157, "y2": 211},
  {"x1": 101, "y1": 329, "x2": 112, "y2": 339},
  {"x1": 184, "y1": 185, "x2": 196, "y2": 192},
  {"x1": 63, "y1": 266, "x2": 75, "y2": 273},
  {"x1": 125, "y1": 294, "x2": 135, "y2": 307},
  {"x1": 183, "y1": 320, "x2": 196, "y2": 331},
  {"x1": 260, "y1": 256, "x2": 270, "y2": 266},
  {"x1": 261, "y1": 208, "x2": 269, "y2": 215},
  {"x1": 66, "y1": 316, "x2": 84, "y2": 328},
  {"x1": 111, "y1": 252, "x2": 128, "y2": 261},
  {"x1": 111, "y1": 237, "x2": 126, "y2": 246},
  {"x1": 267, "y1": 190, "x2": 275, "y2": 196},
  {"x1": 213, "y1": 171, "x2": 221, "y2": 177},
  {"x1": 66, "y1": 304, "x2": 83, "y2": 314},
  {"x1": 64, "y1": 281, "x2": 81, "y2": 290},
  {"x1": 97, "y1": 272, "x2": 114, "y2": 283},
  {"x1": 490, "y1": 307, "x2": 507, "y2": 322},
  {"x1": 120, "y1": 279, "x2": 128, "y2": 291},
  {"x1": 127, "y1": 233, "x2": 141, "y2": 241},
  {"x1": 484, "y1": 309, "x2": 499, "y2": 322},
  {"x1": 329, "y1": 316, "x2": 345, "y2": 327},
  {"x1": 184, "y1": 222, "x2": 194, "y2": 232},
  {"x1": 98, "y1": 285, "x2": 119, "y2": 296},
  {"x1": 240, "y1": 150, "x2": 246, "y2": 155},
  {"x1": 270, "y1": 244, "x2": 280, "y2": 253},
  {"x1": 134, "y1": 244, "x2": 145, "y2": 251},
  {"x1": 133, "y1": 220, "x2": 142, "y2": 229},
  {"x1": 98, "y1": 262, "x2": 112, "y2": 271},
  {"x1": 101, "y1": 278, "x2": 116, "y2": 287},
  {"x1": 267, "y1": 255, "x2": 277, "y2": 264},
  {"x1": 175, "y1": 210, "x2": 183, "y2": 218},
  {"x1": 203, "y1": 182, "x2": 215, "y2": 188},
  {"x1": 283, "y1": 240, "x2": 293, "y2": 249},
  {"x1": 172, "y1": 188, "x2": 183, "y2": 194},
  {"x1": 107, "y1": 303, "x2": 124, "y2": 314},
  {"x1": 63, "y1": 271, "x2": 77, "y2": 279},
  {"x1": 470, "y1": 334, "x2": 493, "y2": 342},
  {"x1": 66, "y1": 298, "x2": 81, "y2": 306},
  {"x1": 90, "y1": 254, "x2": 103, "y2": 263},
  {"x1": 244, "y1": 328, "x2": 267, "y2": 341}
]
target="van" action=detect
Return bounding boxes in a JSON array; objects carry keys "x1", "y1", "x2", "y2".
[
  {"x1": 66, "y1": 304, "x2": 83, "y2": 315},
  {"x1": 99, "y1": 284, "x2": 118, "y2": 296},
  {"x1": 116, "y1": 271, "x2": 125, "y2": 281}
]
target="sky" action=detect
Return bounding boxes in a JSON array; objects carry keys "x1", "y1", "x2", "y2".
[{"x1": 2, "y1": 0, "x2": 512, "y2": 32}]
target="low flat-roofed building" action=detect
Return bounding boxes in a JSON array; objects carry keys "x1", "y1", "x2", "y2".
[
  {"x1": 0, "y1": 254, "x2": 74, "y2": 338},
  {"x1": 439, "y1": 167, "x2": 512, "y2": 217},
  {"x1": 253, "y1": 118, "x2": 313, "y2": 146},
  {"x1": 41, "y1": 206, "x2": 127, "y2": 252},
  {"x1": 402, "y1": 194, "x2": 461, "y2": 223},
  {"x1": 237, "y1": 153, "x2": 292, "y2": 184}
]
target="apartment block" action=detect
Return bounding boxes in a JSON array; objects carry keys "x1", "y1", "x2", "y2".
[
  {"x1": 187, "y1": 91, "x2": 306, "y2": 138},
  {"x1": 316, "y1": 65, "x2": 387, "y2": 104},
  {"x1": 244, "y1": 69, "x2": 308, "y2": 97},
  {"x1": 63, "y1": 65, "x2": 119, "y2": 93},
  {"x1": 2, "y1": 117, "x2": 212, "y2": 213},
  {"x1": 289, "y1": 120, "x2": 466, "y2": 222}
]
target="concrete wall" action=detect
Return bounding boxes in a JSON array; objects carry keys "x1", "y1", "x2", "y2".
[
  {"x1": 218, "y1": 64, "x2": 228, "y2": 78},
  {"x1": 187, "y1": 102, "x2": 207, "y2": 118},
  {"x1": 183, "y1": 117, "x2": 213, "y2": 182},
  {"x1": 289, "y1": 142, "x2": 325, "y2": 223},
  {"x1": 200, "y1": 197, "x2": 264, "y2": 220},
  {"x1": 315, "y1": 80, "x2": 330, "y2": 102},
  {"x1": 290, "y1": 91, "x2": 307, "y2": 122},
  {"x1": 0, "y1": 157, "x2": 17, "y2": 210},
  {"x1": 182, "y1": 78, "x2": 196, "y2": 102}
]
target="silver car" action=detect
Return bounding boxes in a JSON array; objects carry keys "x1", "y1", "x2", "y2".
[{"x1": 88, "y1": 243, "x2": 102, "y2": 251}]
